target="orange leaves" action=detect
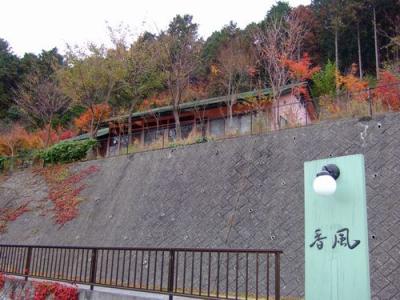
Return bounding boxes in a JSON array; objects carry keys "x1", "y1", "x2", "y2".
[
  {"x1": 0, "y1": 125, "x2": 76, "y2": 157},
  {"x1": 284, "y1": 53, "x2": 320, "y2": 82},
  {"x1": 210, "y1": 64, "x2": 220, "y2": 76},
  {"x1": 0, "y1": 125, "x2": 40, "y2": 157},
  {"x1": 337, "y1": 73, "x2": 369, "y2": 102},
  {"x1": 139, "y1": 93, "x2": 170, "y2": 111},
  {"x1": 374, "y1": 71, "x2": 400, "y2": 111},
  {"x1": 74, "y1": 103, "x2": 111, "y2": 133}
]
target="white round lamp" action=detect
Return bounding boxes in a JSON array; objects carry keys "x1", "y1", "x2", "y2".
[{"x1": 313, "y1": 164, "x2": 340, "y2": 196}]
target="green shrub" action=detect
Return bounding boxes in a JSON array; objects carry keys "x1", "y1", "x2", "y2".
[
  {"x1": 167, "y1": 142, "x2": 179, "y2": 148},
  {"x1": 195, "y1": 136, "x2": 207, "y2": 143},
  {"x1": 0, "y1": 156, "x2": 6, "y2": 170},
  {"x1": 311, "y1": 60, "x2": 337, "y2": 98},
  {"x1": 38, "y1": 139, "x2": 97, "y2": 164}
]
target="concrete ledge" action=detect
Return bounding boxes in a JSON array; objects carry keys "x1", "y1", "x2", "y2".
[{"x1": 0, "y1": 276, "x2": 167, "y2": 300}]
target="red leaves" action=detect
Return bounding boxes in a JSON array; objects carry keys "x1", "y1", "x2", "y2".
[
  {"x1": 33, "y1": 282, "x2": 78, "y2": 300},
  {"x1": 4, "y1": 203, "x2": 31, "y2": 222},
  {"x1": 59, "y1": 129, "x2": 75, "y2": 141},
  {"x1": 74, "y1": 103, "x2": 111, "y2": 133},
  {"x1": 0, "y1": 273, "x2": 5, "y2": 290},
  {"x1": 36, "y1": 165, "x2": 99, "y2": 226},
  {"x1": 0, "y1": 201, "x2": 31, "y2": 233},
  {"x1": 0, "y1": 273, "x2": 78, "y2": 299},
  {"x1": 374, "y1": 71, "x2": 400, "y2": 111},
  {"x1": 284, "y1": 53, "x2": 320, "y2": 82}
]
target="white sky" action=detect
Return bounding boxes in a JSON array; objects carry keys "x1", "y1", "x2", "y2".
[{"x1": 1, "y1": 0, "x2": 310, "y2": 57}]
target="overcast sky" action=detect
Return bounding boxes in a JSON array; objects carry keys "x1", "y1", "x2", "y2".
[{"x1": 1, "y1": 0, "x2": 310, "y2": 56}]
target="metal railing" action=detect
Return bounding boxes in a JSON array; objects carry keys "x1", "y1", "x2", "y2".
[
  {"x1": 99, "y1": 83, "x2": 400, "y2": 158},
  {"x1": 0, "y1": 244, "x2": 282, "y2": 300}
]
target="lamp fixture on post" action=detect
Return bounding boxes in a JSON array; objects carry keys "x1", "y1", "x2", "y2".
[{"x1": 313, "y1": 164, "x2": 340, "y2": 196}]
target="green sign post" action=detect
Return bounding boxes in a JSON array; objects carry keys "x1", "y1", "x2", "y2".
[{"x1": 304, "y1": 154, "x2": 371, "y2": 300}]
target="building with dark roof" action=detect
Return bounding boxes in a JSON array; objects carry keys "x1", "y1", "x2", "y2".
[{"x1": 75, "y1": 83, "x2": 316, "y2": 156}]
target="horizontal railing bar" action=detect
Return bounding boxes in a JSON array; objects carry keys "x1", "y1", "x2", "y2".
[
  {"x1": 0, "y1": 245, "x2": 283, "y2": 300},
  {"x1": 0, "y1": 245, "x2": 282, "y2": 254}
]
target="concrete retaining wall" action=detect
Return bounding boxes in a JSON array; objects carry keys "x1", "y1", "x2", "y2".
[{"x1": 0, "y1": 113, "x2": 399, "y2": 299}]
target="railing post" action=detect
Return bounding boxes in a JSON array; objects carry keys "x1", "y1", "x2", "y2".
[
  {"x1": 368, "y1": 87, "x2": 373, "y2": 117},
  {"x1": 89, "y1": 248, "x2": 98, "y2": 290},
  {"x1": 250, "y1": 113, "x2": 253, "y2": 135},
  {"x1": 275, "y1": 252, "x2": 281, "y2": 300},
  {"x1": 24, "y1": 247, "x2": 32, "y2": 281},
  {"x1": 167, "y1": 250, "x2": 175, "y2": 300}
]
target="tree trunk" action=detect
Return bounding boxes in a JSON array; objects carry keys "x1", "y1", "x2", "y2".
[
  {"x1": 173, "y1": 107, "x2": 181, "y2": 140},
  {"x1": 45, "y1": 115, "x2": 53, "y2": 148},
  {"x1": 357, "y1": 23, "x2": 363, "y2": 79},
  {"x1": 373, "y1": 6, "x2": 380, "y2": 80},
  {"x1": 228, "y1": 101, "x2": 234, "y2": 130},
  {"x1": 335, "y1": 26, "x2": 339, "y2": 72},
  {"x1": 89, "y1": 106, "x2": 95, "y2": 139},
  {"x1": 128, "y1": 111, "x2": 133, "y2": 146}
]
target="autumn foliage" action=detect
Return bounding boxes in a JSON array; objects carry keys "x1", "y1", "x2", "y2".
[
  {"x1": 374, "y1": 71, "x2": 400, "y2": 111},
  {"x1": 74, "y1": 103, "x2": 111, "y2": 134},
  {"x1": 284, "y1": 53, "x2": 320, "y2": 99},
  {"x1": 0, "y1": 125, "x2": 42, "y2": 157},
  {"x1": 35, "y1": 164, "x2": 99, "y2": 226},
  {"x1": 337, "y1": 73, "x2": 369, "y2": 102},
  {"x1": 0, "y1": 201, "x2": 31, "y2": 233},
  {"x1": 33, "y1": 282, "x2": 78, "y2": 300},
  {"x1": 0, "y1": 124, "x2": 77, "y2": 159},
  {"x1": 0, "y1": 272, "x2": 5, "y2": 290},
  {"x1": 284, "y1": 53, "x2": 320, "y2": 82}
]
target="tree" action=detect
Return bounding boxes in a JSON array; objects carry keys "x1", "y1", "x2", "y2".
[
  {"x1": 0, "y1": 39, "x2": 20, "y2": 119},
  {"x1": 284, "y1": 53, "x2": 320, "y2": 82},
  {"x1": 254, "y1": 11, "x2": 306, "y2": 128},
  {"x1": 213, "y1": 35, "x2": 253, "y2": 131},
  {"x1": 74, "y1": 103, "x2": 111, "y2": 135},
  {"x1": 202, "y1": 22, "x2": 239, "y2": 66},
  {"x1": 120, "y1": 34, "x2": 164, "y2": 144},
  {"x1": 157, "y1": 15, "x2": 201, "y2": 140},
  {"x1": 311, "y1": 60, "x2": 337, "y2": 97},
  {"x1": 59, "y1": 44, "x2": 124, "y2": 137},
  {"x1": 292, "y1": 5, "x2": 319, "y2": 61},
  {"x1": 0, "y1": 124, "x2": 41, "y2": 157},
  {"x1": 15, "y1": 73, "x2": 70, "y2": 146},
  {"x1": 265, "y1": 1, "x2": 292, "y2": 21}
]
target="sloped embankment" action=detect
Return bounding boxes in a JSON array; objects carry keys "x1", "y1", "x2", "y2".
[{"x1": 0, "y1": 113, "x2": 399, "y2": 299}]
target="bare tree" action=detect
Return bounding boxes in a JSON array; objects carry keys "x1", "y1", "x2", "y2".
[
  {"x1": 253, "y1": 11, "x2": 306, "y2": 128},
  {"x1": 378, "y1": 14, "x2": 400, "y2": 64},
  {"x1": 215, "y1": 36, "x2": 252, "y2": 132},
  {"x1": 15, "y1": 74, "x2": 70, "y2": 146}
]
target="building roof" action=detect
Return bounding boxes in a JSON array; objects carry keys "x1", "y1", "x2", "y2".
[
  {"x1": 71, "y1": 127, "x2": 110, "y2": 141},
  {"x1": 105, "y1": 82, "x2": 304, "y2": 123}
]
